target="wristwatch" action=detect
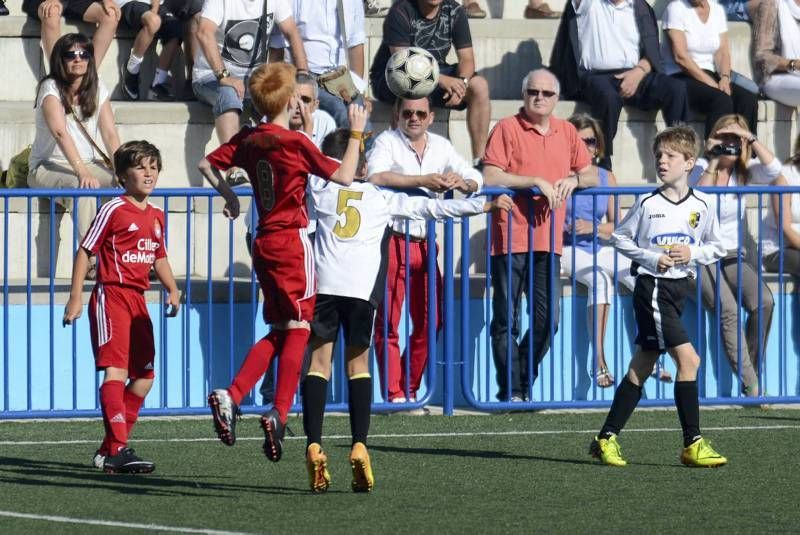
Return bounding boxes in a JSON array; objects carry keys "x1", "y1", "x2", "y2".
[
  {"x1": 462, "y1": 77, "x2": 470, "y2": 87},
  {"x1": 214, "y1": 68, "x2": 230, "y2": 81}
]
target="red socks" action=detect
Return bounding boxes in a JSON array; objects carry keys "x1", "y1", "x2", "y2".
[
  {"x1": 124, "y1": 389, "x2": 145, "y2": 437},
  {"x1": 229, "y1": 330, "x2": 285, "y2": 405},
  {"x1": 99, "y1": 380, "x2": 127, "y2": 455},
  {"x1": 273, "y1": 328, "x2": 311, "y2": 424}
]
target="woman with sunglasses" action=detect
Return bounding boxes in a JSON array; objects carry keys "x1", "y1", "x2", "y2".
[
  {"x1": 28, "y1": 34, "x2": 120, "y2": 275},
  {"x1": 561, "y1": 114, "x2": 637, "y2": 389},
  {"x1": 693, "y1": 113, "x2": 780, "y2": 397}
]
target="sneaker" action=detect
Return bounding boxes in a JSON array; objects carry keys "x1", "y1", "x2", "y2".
[
  {"x1": 122, "y1": 67, "x2": 140, "y2": 100},
  {"x1": 260, "y1": 408, "x2": 285, "y2": 462},
  {"x1": 364, "y1": 0, "x2": 389, "y2": 17},
  {"x1": 103, "y1": 447, "x2": 155, "y2": 474},
  {"x1": 0, "y1": 1, "x2": 9, "y2": 16},
  {"x1": 523, "y1": 2, "x2": 561, "y2": 18},
  {"x1": 406, "y1": 396, "x2": 431, "y2": 416},
  {"x1": 148, "y1": 82, "x2": 175, "y2": 102},
  {"x1": 92, "y1": 450, "x2": 106, "y2": 469},
  {"x1": 589, "y1": 435, "x2": 627, "y2": 467},
  {"x1": 306, "y1": 443, "x2": 331, "y2": 493},
  {"x1": 208, "y1": 388, "x2": 239, "y2": 446},
  {"x1": 350, "y1": 442, "x2": 374, "y2": 493},
  {"x1": 464, "y1": 1, "x2": 487, "y2": 18},
  {"x1": 680, "y1": 437, "x2": 727, "y2": 468}
]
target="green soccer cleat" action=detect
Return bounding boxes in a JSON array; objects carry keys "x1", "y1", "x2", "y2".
[
  {"x1": 680, "y1": 438, "x2": 727, "y2": 468},
  {"x1": 589, "y1": 435, "x2": 627, "y2": 467},
  {"x1": 306, "y1": 443, "x2": 331, "y2": 493}
]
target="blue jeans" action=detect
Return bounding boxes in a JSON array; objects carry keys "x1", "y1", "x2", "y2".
[{"x1": 192, "y1": 78, "x2": 247, "y2": 117}]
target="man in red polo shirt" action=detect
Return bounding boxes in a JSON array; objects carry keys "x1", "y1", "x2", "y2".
[{"x1": 483, "y1": 68, "x2": 597, "y2": 402}]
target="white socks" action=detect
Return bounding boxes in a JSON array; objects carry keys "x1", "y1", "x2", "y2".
[
  {"x1": 153, "y1": 68, "x2": 169, "y2": 86},
  {"x1": 127, "y1": 53, "x2": 143, "y2": 75}
]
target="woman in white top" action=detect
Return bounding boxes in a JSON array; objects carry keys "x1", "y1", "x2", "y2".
[
  {"x1": 752, "y1": 0, "x2": 800, "y2": 107},
  {"x1": 28, "y1": 33, "x2": 120, "y2": 248},
  {"x1": 761, "y1": 134, "x2": 800, "y2": 276},
  {"x1": 662, "y1": 0, "x2": 758, "y2": 138},
  {"x1": 694, "y1": 114, "x2": 780, "y2": 396}
]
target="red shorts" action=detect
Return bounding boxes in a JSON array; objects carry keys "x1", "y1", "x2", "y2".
[
  {"x1": 252, "y1": 227, "x2": 316, "y2": 324},
  {"x1": 89, "y1": 284, "x2": 156, "y2": 379}
]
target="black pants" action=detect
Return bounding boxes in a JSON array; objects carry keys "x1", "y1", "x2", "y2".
[
  {"x1": 672, "y1": 71, "x2": 758, "y2": 137},
  {"x1": 489, "y1": 252, "x2": 561, "y2": 400},
  {"x1": 580, "y1": 70, "x2": 689, "y2": 170}
]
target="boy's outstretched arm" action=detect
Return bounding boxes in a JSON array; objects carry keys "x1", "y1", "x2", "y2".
[
  {"x1": 154, "y1": 257, "x2": 181, "y2": 317},
  {"x1": 63, "y1": 248, "x2": 91, "y2": 325},
  {"x1": 330, "y1": 104, "x2": 370, "y2": 187},
  {"x1": 198, "y1": 158, "x2": 241, "y2": 219},
  {"x1": 386, "y1": 192, "x2": 514, "y2": 221}
]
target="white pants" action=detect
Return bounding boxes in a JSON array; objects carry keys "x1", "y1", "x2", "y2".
[
  {"x1": 561, "y1": 245, "x2": 635, "y2": 306},
  {"x1": 763, "y1": 73, "x2": 800, "y2": 107}
]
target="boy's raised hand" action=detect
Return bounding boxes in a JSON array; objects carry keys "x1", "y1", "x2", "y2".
[
  {"x1": 164, "y1": 289, "x2": 181, "y2": 318},
  {"x1": 657, "y1": 254, "x2": 675, "y2": 273},
  {"x1": 348, "y1": 103, "x2": 369, "y2": 133},
  {"x1": 63, "y1": 296, "x2": 82, "y2": 326},
  {"x1": 485, "y1": 194, "x2": 514, "y2": 213}
]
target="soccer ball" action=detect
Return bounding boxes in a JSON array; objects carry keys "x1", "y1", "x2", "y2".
[{"x1": 384, "y1": 47, "x2": 440, "y2": 99}]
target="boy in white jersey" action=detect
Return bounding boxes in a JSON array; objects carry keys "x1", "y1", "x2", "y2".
[
  {"x1": 589, "y1": 126, "x2": 728, "y2": 468},
  {"x1": 301, "y1": 129, "x2": 512, "y2": 493}
]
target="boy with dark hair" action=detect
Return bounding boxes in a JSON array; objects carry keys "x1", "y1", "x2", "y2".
[
  {"x1": 198, "y1": 62, "x2": 369, "y2": 463},
  {"x1": 301, "y1": 128, "x2": 513, "y2": 493},
  {"x1": 589, "y1": 125, "x2": 728, "y2": 467},
  {"x1": 63, "y1": 140, "x2": 181, "y2": 474}
]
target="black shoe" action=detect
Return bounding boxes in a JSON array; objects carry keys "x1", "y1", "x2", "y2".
[
  {"x1": 103, "y1": 448, "x2": 155, "y2": 474},
  {"x1": 0, "y1": 1, "x2": 9, "y2": 16},
  {"x1": 122, "y1": 67, "x2": 140, "y2": 100},
  {"x1": 208, "y1": 388, "x2": 238, "y2": 446},
  {"x1": 260, "y1": 408, "x2": 285, "y2": 462},
  {"x1": 148, "y1": 82, "x2": 175, "y2": 101}
]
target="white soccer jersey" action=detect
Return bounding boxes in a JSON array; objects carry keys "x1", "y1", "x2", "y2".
[
  {"x1": 611, "y1": 188, "x2": 725, "y2": 279},
  {"x1": 310, "y1": 179, "x2": 486, "y2": 305}
]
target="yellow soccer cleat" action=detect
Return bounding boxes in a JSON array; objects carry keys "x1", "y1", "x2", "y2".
[
  {"x1": 680, "y1": 438, "x2": 727, "y2": 468},
  {"x1": 350, "y1": 442, "x2": 374, "y2": 493},
  {"x1": 306, "y1": 443, "x2": 331, "y2": 493},
  {"x1": 589, "y1": 435, "x2": 627, "y2": 467}
]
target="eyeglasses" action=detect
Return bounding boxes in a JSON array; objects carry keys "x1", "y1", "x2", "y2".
[
  {"x1": 581, "y1": 137, "x2": 598, "y2": 147},
  {"x1": 62, "y1": 50, "x2": 91, "y2": 61},
  {"x1": 526, "y1": 89, "x2": 556, "y2": 98},
  {"x1": 401, "y1": 109, "x2": 429, "y2": 120},
  {"x1": 299, "y1": 95, "x2": 313, "y2": 104}
]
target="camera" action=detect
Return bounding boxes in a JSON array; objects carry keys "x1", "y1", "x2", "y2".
[{"x1": 709, "y1": 143, "x2": 742, "y2": 157}]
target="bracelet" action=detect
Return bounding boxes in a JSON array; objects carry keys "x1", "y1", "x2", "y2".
[
  {"x1": 748, "y1": 135, "x2": 757, "y2": 144},
  {"x1": 349, "y1": 130, "x2": 371, "y2": 151}
]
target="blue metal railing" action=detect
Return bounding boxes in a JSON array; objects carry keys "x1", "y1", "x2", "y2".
[{"x1": 1, "y1": 185, "x2": 799, "y2": 418}]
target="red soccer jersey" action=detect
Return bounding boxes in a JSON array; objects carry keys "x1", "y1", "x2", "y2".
[
  {"x1": 205, "y1": 123, "x2": 340, "y2": 232},
  {"x1": 81, "y1": 196, "x2": 167, "y2": 291}
]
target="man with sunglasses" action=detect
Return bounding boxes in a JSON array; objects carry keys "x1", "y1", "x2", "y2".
[
  {"x1": 482, "y1": 69, "x2": 598, "y2": 402},
  {"x1": 367, "y1": 96, "x2": 483, "y2": 406},
  {"x1": 550, "y1": 0, "x2": 689, "y2": 171}
]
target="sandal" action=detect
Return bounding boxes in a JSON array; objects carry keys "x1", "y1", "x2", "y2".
[{"x1": 595, "y1": 367, "x2": 614, "y2": 388}]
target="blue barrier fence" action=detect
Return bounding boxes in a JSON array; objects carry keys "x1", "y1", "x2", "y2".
[{"x1": 0, "y1": 185, "x2": 798, "y2": 419}]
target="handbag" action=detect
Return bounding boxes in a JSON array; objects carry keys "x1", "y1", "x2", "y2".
[
  {"x1": 69, "y1": 107, "x2": 113, "y2": 169},
  {"x1": 316, "y1": 0, "x2": 361, "y2": 102},
  {"x1": 2, "y1": 145, "x2": 32, "y2": 188}
]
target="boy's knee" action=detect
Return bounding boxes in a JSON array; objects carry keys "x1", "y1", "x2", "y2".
[
  {"x1": 39, "y1": 4, "x2": 62, "y2": 23},
  {"x1": 142, "y1": 12, "x2": 162, "y2": 33}
]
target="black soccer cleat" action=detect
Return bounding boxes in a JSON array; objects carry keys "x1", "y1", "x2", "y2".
[
  {"x1": 260, "y1": 408, "x2": 285, "y2": 462},
  {"x1": 208, "y1": 388, "x2": 239, "y2": 446},
  {"x1": 148, "y1": 82, "x2": 175, "y2": 101},
  {"x1": 122, "y1": 66, "x2": 140, "y2": 100},
  {"x1": 103, "y1": 448, "x2": 155, "y2": 474}
]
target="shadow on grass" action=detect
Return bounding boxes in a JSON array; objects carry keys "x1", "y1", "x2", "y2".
[
  {"x1": 0, "y1": 456, "x2": 315, "y2": 497},
  {"x1": 737, "y1": 414, "x2": 800, "y2": 422}
]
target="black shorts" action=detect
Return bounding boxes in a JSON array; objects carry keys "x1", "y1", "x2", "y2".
[
  {"x1": 121, "y1": 2, "x2": 183, "y2": 43},
  {"x1": 373, "y1": 63, "x2": 469, "y2": 110},
  {"x1": 311, "y1": 294, "x2": 376, "y2": 348},
  {"x1": 164, "y1": 0, "x2": 203, "y2": 19},
  {"x1": 633, "y1": 275, "x2": 691, "y2": 351},
  {"x1": 22, "y1": 0, "x2": 99, "y2": 21}
]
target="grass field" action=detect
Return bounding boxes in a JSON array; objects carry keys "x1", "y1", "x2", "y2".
[{"x1": 1, "y1": 408, "x2": 799, "y2": 533}]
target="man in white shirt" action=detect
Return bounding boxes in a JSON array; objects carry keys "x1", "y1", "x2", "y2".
[
  {"x1": 286, "y1": 0, "x2": 373, "y2": 135},
  {"x1": 367, "y1": 96, "x2": 483, "y2": 404},
  {"x1": 193, "y1": 0, "x2": 309, "y2": 144},
  {"x1": 550, "y1": 0, "x2": 689, "y2": 170}
]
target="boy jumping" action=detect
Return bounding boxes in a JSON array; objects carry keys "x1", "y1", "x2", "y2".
[
  {"x1": 198, "y1": 62, "x2": 368, "y2": 462},
  {"x1": 301, "y1": 129, "x2": 513, "y2": 493},
  {"x1": 64, "y1": 140, "x2": 181, "y2": 474},
  {"x1": 589, "y1": 126, "x2": 728, "y2": 467}
]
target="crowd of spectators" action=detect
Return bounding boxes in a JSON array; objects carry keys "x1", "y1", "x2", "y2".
[{"x1": 4, "y1": 0, "x2": 800, "y2": 400}]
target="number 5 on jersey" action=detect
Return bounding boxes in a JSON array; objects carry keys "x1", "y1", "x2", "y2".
[{"x1": 333, "y1": 189, "x2": 363, "y2": 239}]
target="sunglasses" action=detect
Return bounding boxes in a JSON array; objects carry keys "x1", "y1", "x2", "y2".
[
  {"x1": 299, "y1": 95, "x2": 313, "y2": 104},
  {"x1": 401, "y1": 109, "x2": 429, "y2": 120},
  {"x1": 62, "y1": 50, "x2": 91, "y2": 61},
  {"x1": 526, "y1": 89, "x2": 556, "y2": 98},
  {"x1": 581, "y1": 137, "x2": 598, "y2": 147}
]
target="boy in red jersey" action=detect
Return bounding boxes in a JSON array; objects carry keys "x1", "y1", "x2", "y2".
[
  {"x1": 198, "y1": 62, "x2": 368, "y2": 462},
  {"x1": 63, "y1": 140, "x2": 181, "y2": 474}
]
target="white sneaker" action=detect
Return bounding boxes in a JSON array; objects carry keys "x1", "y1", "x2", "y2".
[
  {"x1": 365, "y1": 0, "x2": 390, "y2": 17},
  {"x1": 92, "y1": 450, "x2": 106, "y2": 469}
]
